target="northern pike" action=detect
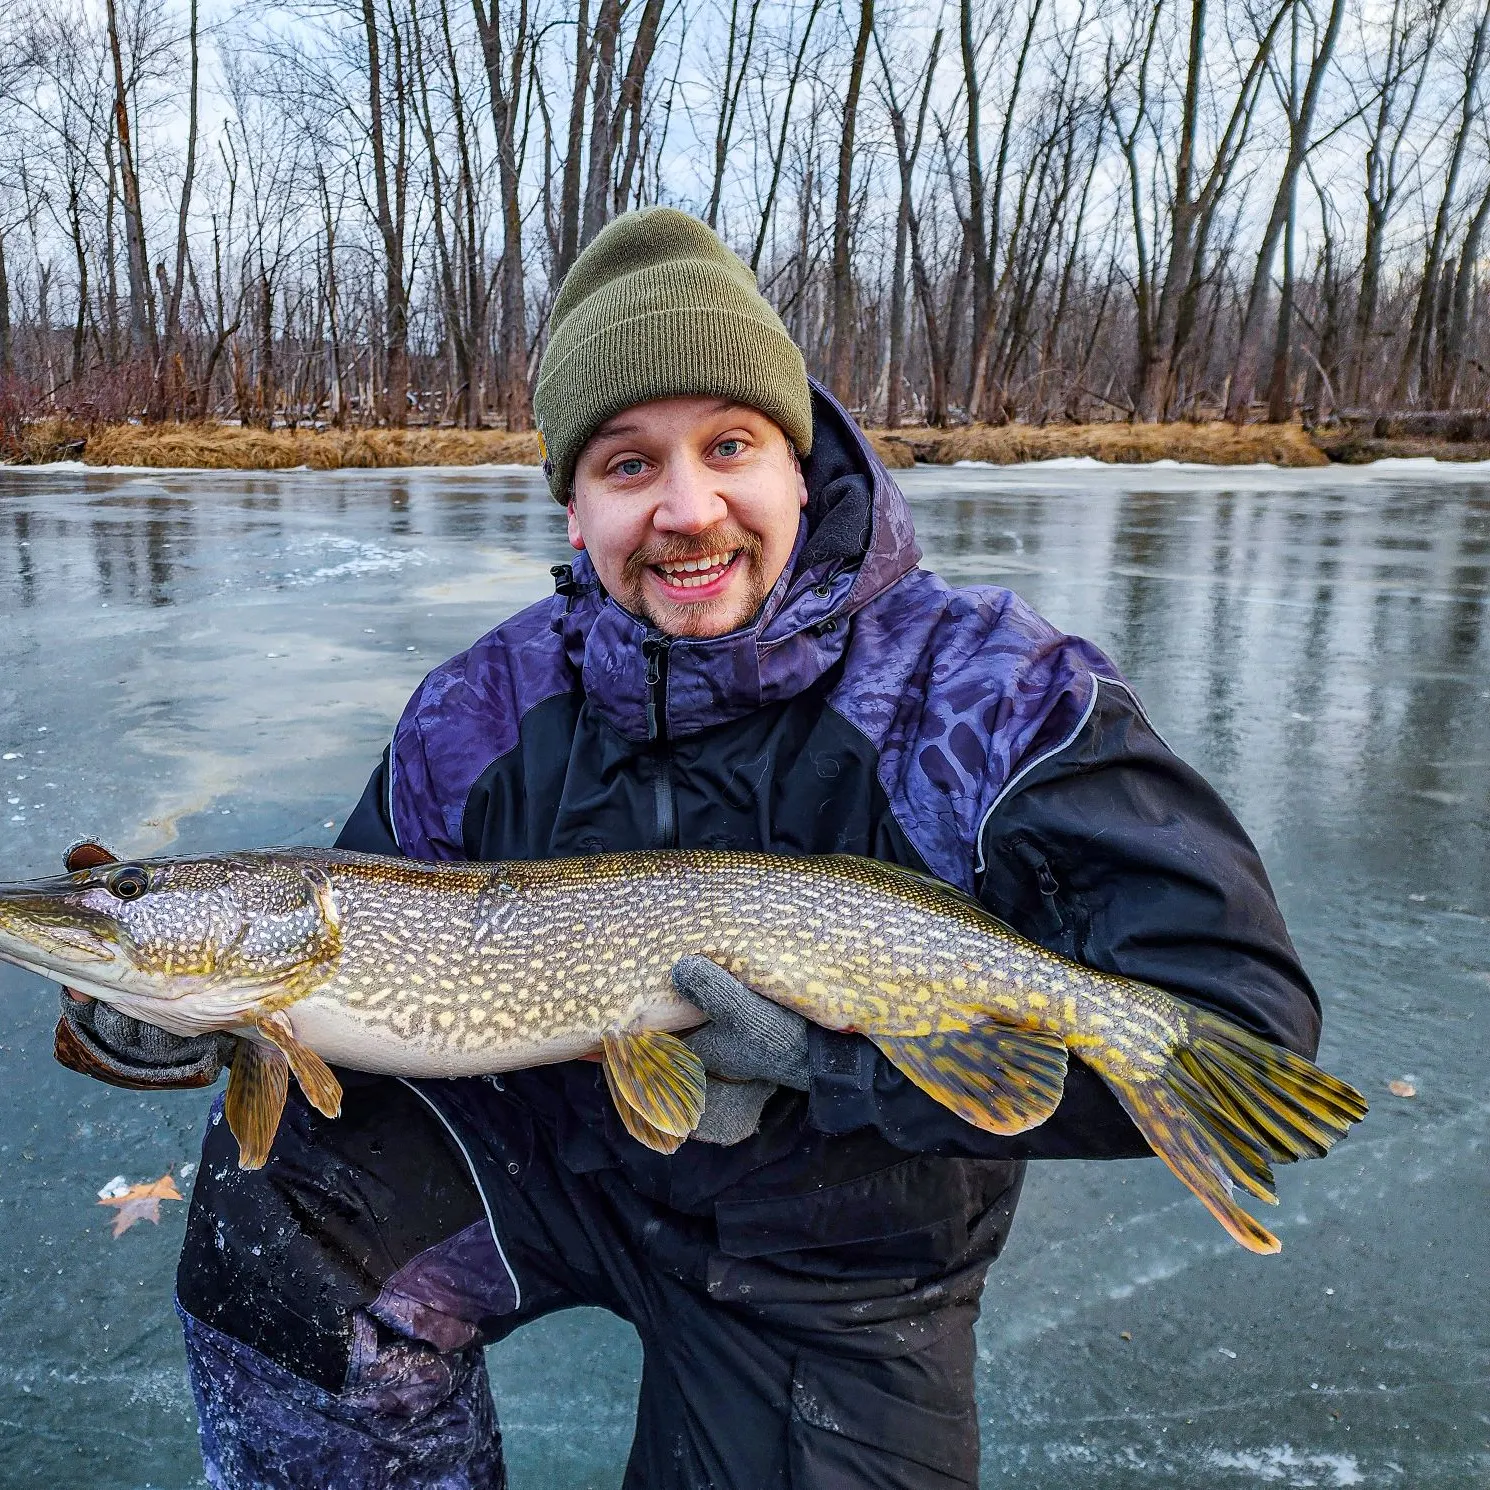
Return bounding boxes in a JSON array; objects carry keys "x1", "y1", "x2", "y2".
[{"x1": 0, "y1": 846, "x2": 1366, "y2": 1253}]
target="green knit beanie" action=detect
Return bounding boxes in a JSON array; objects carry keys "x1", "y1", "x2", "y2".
[{"x1": 533, "y1": 207, "x2": 814, "y2": 501}]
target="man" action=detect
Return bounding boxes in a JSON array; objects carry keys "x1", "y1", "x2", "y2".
[{"x1": 58, "y1": 208, "x2": 1320, "y2": 1488}]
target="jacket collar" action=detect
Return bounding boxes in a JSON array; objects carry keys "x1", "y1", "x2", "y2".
[{"x1": 556, "y1": 381, "x2": 921, "y2": 742}]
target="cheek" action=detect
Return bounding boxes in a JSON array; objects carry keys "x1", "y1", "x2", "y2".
[
  {"x1": 579, "y1": 509, "x2": 651, "y2": 579},
  {"x1": 735, "y1": 477, "x2": 804, "y2": 557}
]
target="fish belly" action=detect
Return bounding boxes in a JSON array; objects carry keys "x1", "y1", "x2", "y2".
[{"x1": 282, "y1": 989, "x2": 703, "y2": 1080}]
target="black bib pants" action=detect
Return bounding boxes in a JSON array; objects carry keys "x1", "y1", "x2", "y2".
[{"x1": 178, "y1": 1068, "x2": 1005, "y2": 1488}]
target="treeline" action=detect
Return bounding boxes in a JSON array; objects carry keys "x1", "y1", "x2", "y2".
[{"x1": 1, "y1": 0, "x2": 1488, "y2": 435}]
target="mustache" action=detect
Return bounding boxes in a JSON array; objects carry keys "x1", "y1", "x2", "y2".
[{"x1": 621, "y1": 528, "x2": 763, "y2": 588}]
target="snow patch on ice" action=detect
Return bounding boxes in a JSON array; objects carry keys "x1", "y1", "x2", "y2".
[
  {"x1": 276, "y1": 534, "x2": 426, "y2": 585},
  {"x1": 1204, "y1": 1446, "x2": 1370, "y2": 1485}
]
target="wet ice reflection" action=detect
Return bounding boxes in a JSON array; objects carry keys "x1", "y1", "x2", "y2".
[{"x1": 0, "y1": 462, "x2": 1485, "y2": 1487}]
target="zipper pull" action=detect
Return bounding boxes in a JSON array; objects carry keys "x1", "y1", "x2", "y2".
[
  {"x1": 550, "y1": 563, "x2": 587, "y2": 611},
  {"x1": 641, "y1": 635, "x2": 671, "y2": 740},
  {"x1": 641, "y1": 635, "x2": 664, "y2": 686},
  {"x1": 1011, "y1": 837, "x2": 1060, "y2": 898}
]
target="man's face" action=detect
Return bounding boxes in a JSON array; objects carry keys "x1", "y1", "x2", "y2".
[{"x1": 568, "y1": 396, "x2": 809, "y2": 639}]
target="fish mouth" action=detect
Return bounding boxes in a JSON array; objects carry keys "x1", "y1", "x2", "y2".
[{"x1": 0, "y1": 880, "x2": 122, "y2": 976}]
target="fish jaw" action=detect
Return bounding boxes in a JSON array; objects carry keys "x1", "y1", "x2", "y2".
[
  {"x1": 0, "y1": 877, "x2": 124, "y2": 976},
  {"x1": 0, "y1": 901, "x2": 145, "y2": 1014},
  {"x1": 0, "y1": 919, "x2": 118, "y2": 982},
  {"x1": 0, "y1": 922, "x2": 270, "y2": 1037}
]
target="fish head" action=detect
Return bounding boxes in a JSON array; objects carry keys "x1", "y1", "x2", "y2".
[{"x1": 0, "y1": 851, "x2": 341, "y2": 1017}]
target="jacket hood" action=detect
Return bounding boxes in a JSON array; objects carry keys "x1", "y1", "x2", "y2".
[{"x1": 556, "y1": 381, "x2": 921, "y2": 741}]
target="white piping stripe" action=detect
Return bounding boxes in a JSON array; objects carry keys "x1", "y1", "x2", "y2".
[
  {"x1": 973, "y1": 674, "x2": 1170, "y2": 875},
  {"x1": 396, "y1": 1077, "x2": 522, "y2": 1312},
  {"x1": 385, "y1": 744, "x2": 402, "y2": 853},
  {"x1": 974, "y1": 680, "x2": 1100, "y2": 876},
  {"x1": 1090, "y1": 673, "x2": 1170, "y2": 750}
]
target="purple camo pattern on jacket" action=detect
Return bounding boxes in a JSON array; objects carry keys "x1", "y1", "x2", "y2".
[
  {"x1": 388, "y1": 382, "x2": 1120, "y2": 890},
  {"x1": 181, "y1": 1307, "x2": 505, "y2": 1488}
]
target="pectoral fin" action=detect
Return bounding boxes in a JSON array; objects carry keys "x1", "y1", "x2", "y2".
[
  {"x1": 255, "y1": 1012, "x2": 342, "y2": 1119},
  {"x1": 601, "y1": 1027, "x2": 706, "y2": 1148},
  {"x1": 225, "y1": 1039, "x2": 289, "y2": 1169},
  {"x1": 872, "y1": 1023, "x2": 1069, "y2": 1135}
]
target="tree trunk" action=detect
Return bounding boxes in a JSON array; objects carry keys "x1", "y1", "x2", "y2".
[
  {"x1": 440, "y1": 0, "x2": 488, "y2": 425},
  {"x1": 705, "y1": 0, "x2": 762, "y2": 228},
  {"x1": 1265, "y1": 166, "x2": 1297, "y2": 422},
  {"x1": 751, "y1": 0, "x2": 825, "y2": 270},
  {"x1": 1227, "y1": 0, "x2": 1345, "y2": 421},
  {"x1": 105, "y1": 0, "x2": 158, "y2": 364},
  {"x1": 411, "y1": 0, "x2": 472, "y2": 426},
  {"x1": 885, "y1": 191, "x2": 908, "y2": 427},
  {"x1": 828, "y1": 0, "x2": 874, "y2": 404},
  {"x1": 473, "y1": 0, "x2": 533, "y2": 429},
  {"x1": 1436, "y1": 184, "x2": 1490, "y2": 406},
  {"x1": 1393, "y1": 0, "x2": 1490, "y2": 403},
  {"x1": 67, "y1": 170, "x2": 89, "y2": 383},
  {"x1": 611, "y1": 0, "x2": 665, "y2": 216},
  {"x1": 362, "y1": 0, "x2": 408, "y2": 424},
  {"x1": 581, "y1": 0, "x2": 622, "y2": 246},
  {"x1": 557, "y1": 0, "x2": 591, "y2": 276},
  {"x1": 1132, "y1": 0, "x2": 1288, "y2": 419},
  {"x1": 152, "y1": 0, "x2": 199, "y2": 418},
  {"x1": 0, "y1": 234, "x2": 10, "y2": 377}
]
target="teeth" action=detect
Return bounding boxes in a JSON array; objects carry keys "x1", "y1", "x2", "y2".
[{"x1": 656, "y1": 551, "x2": 737, "y2": 586}]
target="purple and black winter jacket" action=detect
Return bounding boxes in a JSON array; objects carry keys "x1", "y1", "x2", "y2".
[{"x1": 335, "y1": 384, "x2": 1319, "y2": 1265}]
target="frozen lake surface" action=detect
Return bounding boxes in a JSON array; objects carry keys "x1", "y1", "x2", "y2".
[{"x1": 0, "y1": 461, "x2": 1486, "y2": 1488}]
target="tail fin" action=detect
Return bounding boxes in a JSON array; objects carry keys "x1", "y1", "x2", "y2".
[{"x1": 1109, "y1": 1010, "x2": 1368, "y2": 1254}]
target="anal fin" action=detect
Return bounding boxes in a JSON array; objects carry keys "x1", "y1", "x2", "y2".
[
  {"x1": 256, "y1": 1012, "x2": 343, "y2": 1119},
  {"x1": 225, "y1": 1039, "x2": 290, "y2": 1169},
  {"x1": 601, "y1": 1027, "x2": 705, "y2": 1148},
  {"x1": 873, "y1": 1023, "x2": 1069, "y2": 1135}
]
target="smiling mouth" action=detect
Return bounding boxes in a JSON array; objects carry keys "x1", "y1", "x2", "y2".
[{"x1": 650, "y1": 550, "x2": 740, "y2": 591}]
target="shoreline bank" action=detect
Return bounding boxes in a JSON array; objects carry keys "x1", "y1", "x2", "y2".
[{"x1": 4, "y1": 418, "x2": 1489, "y2": 472}]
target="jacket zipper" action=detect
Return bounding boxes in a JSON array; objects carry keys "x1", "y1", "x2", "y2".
[{"x1": 642, "y1": 635, "x2": 677, "y2": 847}]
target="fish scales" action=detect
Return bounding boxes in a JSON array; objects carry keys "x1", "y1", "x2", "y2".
[
  {"x1": 0, "y1": 845, "x2": 1367, "y2": 1253},
  {"x1": 305, "y1": 851, "x2": 1155, "y2": 1066}
]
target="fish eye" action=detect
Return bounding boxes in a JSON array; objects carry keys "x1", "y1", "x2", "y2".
[{"x1": 106, "y1": 866, "x2": 150, "y2": 901}]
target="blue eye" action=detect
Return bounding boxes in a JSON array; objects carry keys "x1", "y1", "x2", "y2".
[
  {"x1": 716, "y1": 439, "x2": 742, "y2": 458},
  {"x1": 616, "y1": 458, "x2": 645, "y2": 478}
]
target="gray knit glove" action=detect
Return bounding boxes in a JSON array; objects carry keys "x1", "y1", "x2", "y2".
[
  {"x1": 673, "y1": 957, "x2": 810, "y2": 1146},
  {"x1": 57, "y1": 991, "x2": 235, "y2": 1091}
]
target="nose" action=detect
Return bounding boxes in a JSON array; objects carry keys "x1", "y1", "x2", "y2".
[{"x1": 652, "y1": 458, "x2": 728, "y2": 535}]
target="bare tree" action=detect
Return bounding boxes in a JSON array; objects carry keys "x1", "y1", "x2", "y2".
[
  {"x1": 473, "y1": 0, "x2": 532, "y2": 426},
  {"x1": 828, "y1": 0, "x2": 873, "y2": 402},
  {"x1": 1393, "y1": 0, "x2": 1490, "y2": 403},
  {"x1": 104, "y1": 0, "x2": 157, "y2": 361},
  {"x1": 1225, "y1": 0, "x2": 1347, "y2": 422},
  {"x1": 2, "y1": 0, "x2": 1488, "y2": 437}
]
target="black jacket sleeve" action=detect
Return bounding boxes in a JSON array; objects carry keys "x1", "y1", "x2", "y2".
[
  {"x1": 805, "y1": 682, "x2": 1321, "y2": 1159},
  {"x1": 335, "y1": 749, "x2": 402, "y2": 857}
]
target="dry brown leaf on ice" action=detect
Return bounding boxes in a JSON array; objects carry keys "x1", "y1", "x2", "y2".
[{"x1": 97, "y1": 1173, "x2": 183, "y2": 1237}]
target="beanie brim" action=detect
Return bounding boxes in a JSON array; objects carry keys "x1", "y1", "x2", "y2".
[{"x1": 533, "y1": 210, "x2": 813, "y2": 501}]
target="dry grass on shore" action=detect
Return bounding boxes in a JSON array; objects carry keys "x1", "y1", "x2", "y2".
[
  {"x1": 9, "y1": 419, "x2": 543, "y2": 470},
  {"x1": 4, "y1": 414, "x2": 1333, "y2": 471},
  {"x1": 871, "y1": 419, "x2": 1330, "y2": 469},
  {"x1": 1310, "y1": 432, "x2": 1490, "y2": 464}
]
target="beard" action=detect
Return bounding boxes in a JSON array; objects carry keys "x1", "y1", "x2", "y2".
[{"x1": 618, "y1": 525, "x2": 770, "y2": 638}]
